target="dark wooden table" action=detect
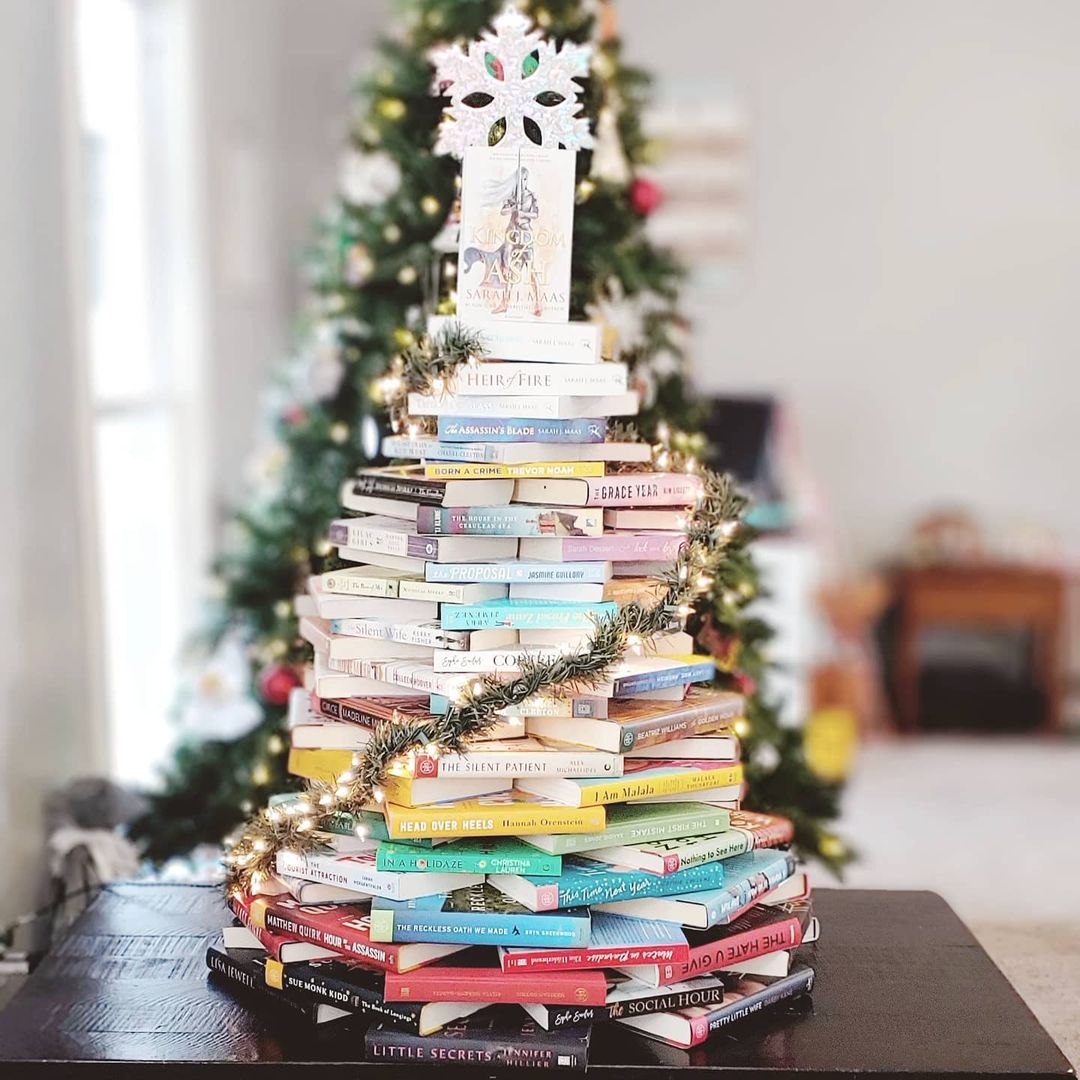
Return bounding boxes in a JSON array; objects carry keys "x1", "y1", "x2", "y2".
[{"x1": 0, "y1": 883, "x2": 1071, "y2": 1079}]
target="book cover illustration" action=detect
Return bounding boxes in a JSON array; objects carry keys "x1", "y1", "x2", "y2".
[{"x1": 457, "y1": 145, "x2": 575, "y2": 323}]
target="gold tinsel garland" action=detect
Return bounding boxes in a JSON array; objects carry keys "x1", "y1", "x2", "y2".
[{"x1": 223, "y1": 327, "x2": 745, "y2": 894}]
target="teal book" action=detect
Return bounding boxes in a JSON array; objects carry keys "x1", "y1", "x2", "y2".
[
  {"x1": 520, "y1": 802, "x2": 731, "y2": 856},
  {"x1": 489, "y1": 856, "x2": 725, "y2": 912},
  {"x1": 441, "y1": 598, "x2": 618, "y2": 631},
  {"x1": 376, "y1": 838, "x2": 562, "y2": 877}
]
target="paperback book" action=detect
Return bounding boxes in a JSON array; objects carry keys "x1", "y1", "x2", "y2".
[
  {"x1": 424, "y1": 561, "x2": 612, "y2": 584},
  {"x1": 375, "y1": 837, "x2": 562, "y2": 877},
  {"x1": 416, "y1": 505, "x2": 605, "y2": 538},
  {"x1": 437, "y1": 416, "x2": 606, "y2": 443},
  {"x1": 386, "y1": 737, "x2": 621, "y2": 779},
  {"x1": 427, "y1": 313, "x2": 601, "y2": 364},
  {"x1": 446, "y1": 361, "x2": 626, "y2": 397}
]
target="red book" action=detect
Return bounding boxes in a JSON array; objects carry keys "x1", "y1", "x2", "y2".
[
  {"x1": 384, "y1": 959, "x2": 608, "y2": 1005},
  {"x1": 229, "y1": 894, "x2": 466, "y2": 974},
  {"x1": 727, "y1": 808, "x2": 796, "y2": 849},
  {"x1": 617, "y1": 901, "x2": 814, "y2": 987}
]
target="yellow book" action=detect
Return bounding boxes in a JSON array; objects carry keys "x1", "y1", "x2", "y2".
[
  {"x1": 516, "y1": 763, "x2": 745, "y2": 808},
  {"x1": 383, "y1": 791, "x2": 606, "y2": 839},
  {"x1": 424, "y1": 460, "x2": 605, "y2": 480},
  {"x1": 288, "y1": 747, "x2": 352, "y2": 782}
]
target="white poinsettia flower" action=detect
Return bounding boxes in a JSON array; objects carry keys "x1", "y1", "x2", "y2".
[
  {"x1": 181, "y1": 634, "x2": 262, "y2": 740},
  {"x1": 339, "y1": 148, "x2": 402, "y2": 206}
]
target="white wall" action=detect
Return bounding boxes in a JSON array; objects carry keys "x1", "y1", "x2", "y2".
[
  {"x1": 621, "y1": 0, "x2": 1080, "y2": 565},
  {"x1": 0, "y1": 0, "x2": 105, "y2": 924}
]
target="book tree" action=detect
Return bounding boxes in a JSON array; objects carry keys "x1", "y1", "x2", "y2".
[{"x1": 131, "y1": 0, "x2": 849, "y2": 883}]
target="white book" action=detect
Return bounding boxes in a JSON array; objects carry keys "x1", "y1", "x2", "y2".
[
  {"x1": 276, "y1": 844, "x2": 483, "y2": 901},
  {"x1": 279, "y1": 874, "x2": 372, "y2": 904},
  {"x1": 290, "y1": 722, "x2": 373, "y2": 751},
  {"x1": 631, "y1": 786, "x2": 742, "y2": 806},
  {"x1": 328, "y1": 618, "x2": 516, "y2": 652},
  {"x1": 624, "y1": 733, "x2": 740, "y2": 759},
  {"x1": 431, "y1": 645, "x2": 567, "y2": 674},
  {"x1": 428, "y1": 314, "x2": 602, "y2": 364},
  {"x1": 509, "y1": 582, "x2": 606, "y2": 602},
  {"x1": 300, "y1": 616, "x2": 434, "y2": 661},
  {"x1": 457, "y1": 145, "x2": 575, "y2": 323},
  {"x1": 392, "y1": 737, "x2": 621, "y2": 779},
  {"x1": 516, "y1": 473, "x2": 703, "y2": 509},
  {"x1": 407, "y1": 390, "x2": 639, "y2": 420},
  {"x1": 314, "y1": 566, "x2": 408, "y2": 598},
  {"x1": 307, "y1": 655, "x2": 411, "y2": 700},
  {"x1": 386, "y1": 773, "x2": 513, "y2": 807},
  {"x1": 329, "y1": 515, "x2": 517, "y2": 563},
  {"x1": 307, "y1": 580, "x2": 438, "y2": 623},
  {"x1": 605, "y1": 509, "x2": 692, "y2": 530},
  {"x1": 398, "y1": 579, "x2": 508, "y2": 604},
  {"x1": 448, "y1": 362, "x2": 627, "y2": 397},
  {"x1": 340, "y1": 488, "x2": 422, "y2": 521},
  {"x1": 424, "y1": 560, "x2": 611, "y2": 584},
  {"x1": 336, "y1": 548, "x2": 427, "y2": 574},
  {"x1": 383, "y1": 435, "x2": 652, "y2": 465}
]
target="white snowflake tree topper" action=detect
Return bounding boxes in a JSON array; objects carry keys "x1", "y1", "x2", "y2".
[{"x1": 429, "y1": 5, "x2": 594, "y2": 159}]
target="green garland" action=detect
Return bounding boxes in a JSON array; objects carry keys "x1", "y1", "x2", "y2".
[{"x1": 223, "y1": 330, "x2": 744, "y2": 893}]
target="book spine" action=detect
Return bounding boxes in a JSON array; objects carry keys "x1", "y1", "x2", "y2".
[
  {"x1": 440, "y1": 601, "x2": 617, "y2": 630},
  {"x1": 709, "y1": 854, "x2": 798, "y2": 925},
  {"x1": 276, "y1": 851, "x2": 415, "y2": 900},
  {"x1": 381, "y1": 435, "x2": 451, "y2": 460},
  {"x1": 319, "y1": 573, "x2": 399, "y2": 598},
  {"x1": 621, "y1": 698, "x2": 745, "y2": 751},
  {"x1": 509, "y1": 861, "x2": 725, "y2": 910},
  {"x1": 523, "y1": 535, "x2": 686, "y2": 561},
  {"x1": 429, "y1": 692, "x2": 608, "y2": 719},
  {"x1": 383, "y1": 969, "x2": 607, "y2": 1005},
  {"x1": 206, "y1": 948, "x2": 311, "y2": 1018},
  {"x1": 552, "y1": 810, "x2": 729, "y2": 855},
  {"x1": 699, "y1": 967, "x2": 815, "y2": 1041},
  {"x1": 574, "y1": 766, "x2": 744, "y2": 807},
  {"x1": 417, "y1": 505, "x2": 604, "y2": 538},
  {"x1": 375, "y1": 846, "x2": 561, "y2": 876},
  {"x1": 403, "y1": 748, "x2": 620, "y2": 779},
  {"x1": 602, "y1": 984, "x2": 728, "y2": 1023},
  {"x1": 580, "y1": 473, "x2": 702, "y2": 507},
  {"x1": 501, "y1": 942, "x2": 689, "y2": 972},
  {"x1": 255, "y1": 904, "x2": 400, "y2": 971},
  {"x1": 433, "y1": 646, "x2": 563, "y2": 673},
  {"x1": 450, "y1": 362, "x2": 626, "y2": 397},
  {"x1": 328, "y1": 619, "x2": 469, "y2": 649},
  {"x1": 397, "y1": 580, "x2": 504, "y2": 604},
  {"x1": 351, "y1": 473, "x2": 444, "y2": 502},
  {"x1": 369, "y1": 909, "x2": 590, "y2": 948},
  {"x1": 660, "y1": 913, "x2": 804, "y2": 984},
  {"x1": 643, "y1": 831, "x2": 751, "y2": 875},
  {"x1": 437, "y1": 416, "x2": 606, "y2": 443},
  {"x1": 425, "y1": 561, "x2": 610, "y2": 584},
  {"x1": 426, "y1": 460, "x2": 605, "y2": 480},
  {"x1": 328, "y1": 520, "x2": 409, "y2": 556},
  {"x1": 312, "y1": 695, "x2": 384, "y2": 728},
  {"x1": 365, "y1": 1025, "x2": 588, "y2": 1070},
  {"x1": 612, "y1": 661, "x2": 716, "y2": 696},
  {"x1": 279, "y1": 965, "x2": 420, "y2": 1032},
  {"x1": 428, "y1": 314, "x2": 601, "y2": 365},
  {"x1": 385, "y1": 804, "x2": 606, "y2": 840},
  {"x1": 414, "y1": 393, "x2": 574, "y2": 418}
]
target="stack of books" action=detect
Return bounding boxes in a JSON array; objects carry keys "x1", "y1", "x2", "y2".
[{"x1": 207, "y1": 143, "x2": 816, "y2": 1067}]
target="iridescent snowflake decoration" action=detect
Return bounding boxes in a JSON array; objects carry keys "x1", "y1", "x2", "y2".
[{"x1": 429, "y1": 5, "x2": 593, "y2": 158}]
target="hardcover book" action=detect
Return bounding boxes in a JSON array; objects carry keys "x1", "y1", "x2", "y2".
[
  {"x1": 440, "y1": 598, "x2": 617, "y2": 631},
  {"x1": 416, "y1": 505, "x2": 605, "y2": 538},
  {"x1": 382, "y1": 790, "x2": 607, "y2": 840},
  {"x1": 275, "y1": 845, "x2": 485, "y2": 901},
  {"x1": 523, "y1": 973, "x2": 729, "y2": 1032},
  {"x1": 595, "y1": 849, "x2": 798, "y2": 929},
  {"x1": 368, "y1": 882, "x2": 591, "y2": 948},
  {"x1": 612, "y1": 964, "x2": 815, "y2": 1047},
  {"x1": 380, "y1": 772, "x2": 512, "y2": 808},
  {"x1": 327, "y1": 515, "x2": 517, "y2": 561},
  {"x1": 427, "y1": 313, "x2": 602, "y2": 364},
  {"x1": 457, "y1": 145, "x2": 576, "y2": 323},
  {"x1": 376, "y1": 837, "x2": 562, "y2": 877},
  {"x1": 489, "y1": 855, "x2": 726, "y2": 912},
  {"x1": 350, "y1": 466, "x2": 513, "y2": 506},
  {"x1": 384, "y1": 433, "x2": 651, "y2": 464},
  {"x1": 235, "y1": 894, "x2": 466, "y2": 972},
  {"x1": 520, "y1": 801, "x2": 731, "y2": 856},
  {"x1": 300, "y1": 616, "x2": 434, "y2": 662},
  {"x1": 324, "y1": 619, "x2": 496, "y2": 651},
  {"x1": 365, "y1": 1005, "x2": 591, "y2": 1071},
  {"x1": 517, "y1": 759, "x2": 744, "y2": 808},
  {"x1": 499, "y1": 911, "x2": 689, "y2": 972},
  {"x1": 437, "y1": 416, "x2": 606, "y2": 443},
  {"x1": 386, "y1": 737, "x2": 621, "y2": 779},
  {"x1": 618, "y1": 900, "x2": 815, "y2": 987},
  {"x1": 525, "y1": 686, "x2": 744, "y2": 752},
  {"x1": 223, "y1": 910, "x2": 339, "y2": 964},
  {"x1": 425, "y1": 460, "x2": 605, "y2": 480},
  {"x1": 447, "y1": 361, "x2": 626, "y2": 397}
]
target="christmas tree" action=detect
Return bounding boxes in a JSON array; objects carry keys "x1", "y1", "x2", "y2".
[{"x1": 132, "y1": 0, "x2": 849, "y2": 874}]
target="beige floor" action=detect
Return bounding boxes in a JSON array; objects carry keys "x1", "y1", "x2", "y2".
[{"x1": 836, "y1": 736, "x2": 1080, "y2": 1066}]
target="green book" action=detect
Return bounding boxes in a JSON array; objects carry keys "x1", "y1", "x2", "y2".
[
  {"x1": 519, "y1": 802, "x2": 730, "y2": 856},
  {"x1": 376, "y1": 838, "x2": 562, "y2": 876}
]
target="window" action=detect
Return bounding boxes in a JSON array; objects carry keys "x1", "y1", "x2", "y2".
[{"x1": 74, "y1": 0, "x2": 209, "y2": 784}]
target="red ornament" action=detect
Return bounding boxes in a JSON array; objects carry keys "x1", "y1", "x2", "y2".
[
  {"x1": 629, "y1": 176, "x2": 664, "y2": 216},
  {"x1": 282, "y1": 403, "x2": 307, "y2": 428},
  {"x1": 732, "y1": 672, "x2": 757, "y2": 698},
  {"x1": 259, "y1": 663, "x2": 300, "y2": 707}
]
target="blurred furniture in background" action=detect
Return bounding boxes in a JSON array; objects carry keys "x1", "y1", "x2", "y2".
[{"x1": 894, "y1": 565, "x2": 1066, "y2": 733}]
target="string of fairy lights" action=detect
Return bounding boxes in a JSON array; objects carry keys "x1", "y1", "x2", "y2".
[{"x1": 222, "y1": 325, "x2": 746, "y2": 894}]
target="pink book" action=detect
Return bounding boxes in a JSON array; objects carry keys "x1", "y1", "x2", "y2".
[{"x1": 519, "y1": 532, "x2": 687, "y2": 562}]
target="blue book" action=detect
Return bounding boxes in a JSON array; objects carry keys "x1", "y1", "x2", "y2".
[
  {"x1": 367, "y1": 883, "x2": 591, "y2": 948},
  {"x1": 441, "y1": 598, "x2": 618, "y2": 631},
  {"x1": 425, "y1": 561, "x2": 611, "y2": 585},
  {"x1": 489, "y1": 856, "x2": 726, "y2": 912},
  {"x1": 612, "y1": 658, "x2": 717, "y2": 696},
  {"x1": 428, "y1": 693, "x2": 608, "y2": 719},
  {"x1": 437, "y1": 417, "x2": 606, "y2": 443},
  {"x1": 594, "y1": 850, "x2": 797, "y2": 929}
]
